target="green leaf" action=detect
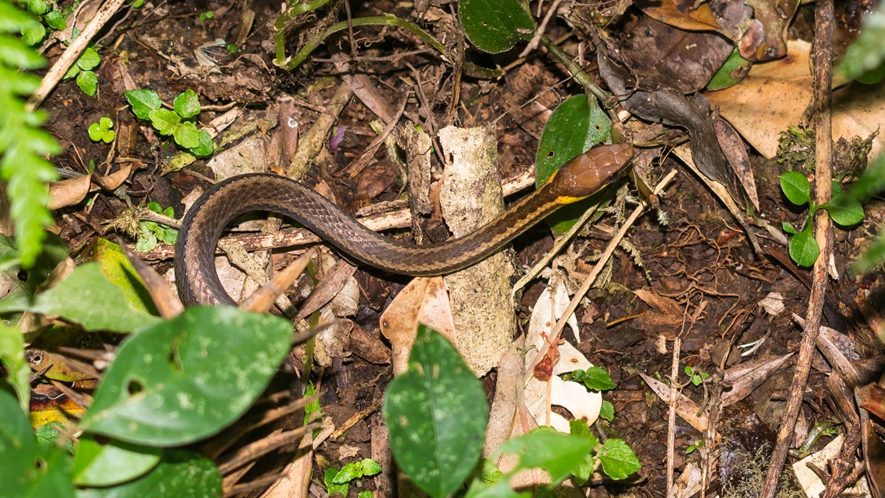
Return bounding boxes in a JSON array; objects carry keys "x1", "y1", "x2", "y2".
[
  {"x1": 0, "y1": 323, "x2": 30, "y2": 410},
  {"x1": 190, "y1": 129, "x2": 215, "y2": 157},
  {"x1": 384, "y1": 325, "x2": 488, "y2": 498},
  {"x1": 88, "y1": 122, "x2": 103, "y2": 142},
  {"x1": 568, "y1": 419, "x2": 599, "y2": 484},
  {"x1": 458, "y1": 0, "x2": 535, "y2": 54},
  {"x1": 597, "y1": 439, "x2": 641, "y2": 480},
  {"x1": 124, "y1": 89, "x2": 162, "y2": 120},
  {"x1": 568, "y1": 366, "x2": 616, "y2": 391},
  {"x1": 27, "y1": 0, "x2": 50, "y2": 15},
  {"x1": 79, "y1": 306, "x2": 292, "y2": 445},
  {"x1": 173, "y1": 88, "x2": 201, "y2": 118},
  {"x1": 0, "y1": 390, "x2": 75, "y2": 498},
  {"x1": 535, "y1": 94, "x2": 612, "y2": 234},
  {"x1": 782, "y1": 221, "x2": 798, "y2": 235},
  {"x1": 76, "y1": 450, "x2": 220, "y2": 498},
  {"x1": 72, "y1": 435, "x2": 161, "y2": 486},
  {"x1": 789, "y1": 227, "x2": 820, "y2": 267},
  {"x1": 76, "y1": 69, "x2": 98, "y2": 96},
  {"x1": 779, "y1": 171, "x2": 811, "y2": 206},
  {"x1": 99, "y1": 116, "x2": 113, "y2": 129},
  {"x1": 497, "y1": 428, "x2": 595, "y2": 485},
  {"x1": 324, "y1": 468, "x2": 350, "y2": 497},
  {"x1": 0, "y1": 2, "x2": 37, "y2": 32},
  {"x1": 837, "y1": 5, "x2": 885, "y2": 81},
  {"x1": 707, "y1": 48, "x2": 752, "y2": 91},
  {"x1": 89, "y1": 238, "x2": 156, "y2": 314},
  {"x1": 824, "y1": 193, "x2": 864, "y2": 226},
  {"x1": 77, "y1": 46, "x2": 101, "y2": 71},
  {"x1": 20, "y1": 20, "x2": 45, "y2": 45},
  {"x1": 27, "y1": 263, "x2": 161, "y2": 332},
  {"x1": 854, "y1": 230, "x2": 885, "y2": 273},
  {"x1": 173, "y1": 121, "x2": 201, "y2": 149},
  {"x1": 44, "y1": 10, "x2": 66, "y2": 30},
  {"x1": 149, "y1": 108, "x2": 180, "y2": 136},
  {"x1": 599, "y1": 400, "x2": 615, "y2": 422},
  {"x1": 332, "y1": 458, "x2": 382, "y2": 484}
]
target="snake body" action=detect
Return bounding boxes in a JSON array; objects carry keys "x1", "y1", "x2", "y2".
[{"x1": 175, "y1": 144, "x2": 633, "y2": 305}]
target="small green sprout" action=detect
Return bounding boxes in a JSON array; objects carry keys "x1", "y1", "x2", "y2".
[
  {"x1": 198, "y1": 11, "x2": 214, "y2": 22},
  {"x1": 779, "y1": 171, "x2": 865, "y2": 267},
  {"x1": 63, "y1": 46, "x2": 101, "y2": 96},
  {"x1": 323, "y1": 459, "x2": 382, "y2": 497},
  {"x1": 683, "y1": 366, "x2": 709, "y2": 387},
  {"x1": 136, "y1": 202, "x2": 178, "y2": 252},
  {"x1": 124, "y1": 88, "x2": 215, "y2": 157},
  {"x1": 88, "y1": 117, "x2": 115, "y2": 144}
]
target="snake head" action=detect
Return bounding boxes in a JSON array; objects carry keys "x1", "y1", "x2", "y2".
[{"x1": 550, "y1": 143, "x2": 633, "y2": 200}]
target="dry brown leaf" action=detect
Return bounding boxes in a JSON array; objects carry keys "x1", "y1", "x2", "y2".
[
  {"x1": 639, "y1": 372, "x2": 708, "y2": 431},
  {"x1": 48, "y1": 175, "x2": 92, "y2": 210},
  {"x1": 708, "y1": 40, "x2": 884, "y2": 159},
  {"x1": 93, "y1": 164, "x2": 132, "y2": 191},
  {"x1": 379, "y1": 277, "x2": 457, "y2": 375}
]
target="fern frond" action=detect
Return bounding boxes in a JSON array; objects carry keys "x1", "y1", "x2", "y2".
[{"x1": 0, "y1": 0, "x2": 59, "y2": 267}]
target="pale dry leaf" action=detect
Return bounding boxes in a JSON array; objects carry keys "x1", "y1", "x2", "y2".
[
  {"x1": 48, "y1": 175, "x2": 92, "y2": 210},
  {"x1": 758, "y1": 291, "x2": 785, "y2": 316},
  {"x1": 379, "y1": 276, "x2": 457, "y2": 375},
  {"x1": 639, "y1": 372, "x2": 708, "y2": 431},
  {"x1": 524, "y1": 375, "x2": 602, "y2": 432},
  {"x1": 93, "y1": 164, "x2": 132, "y2": 191},
  {"x1": 792, "y1": 435, "x2": 871, "y2": 498},
  {"x1": 708, "y1": 40, "x2": 884, "y2": 159},
  {"x1": 526, "y1": 274, "x2": 581, "y2": 365}
]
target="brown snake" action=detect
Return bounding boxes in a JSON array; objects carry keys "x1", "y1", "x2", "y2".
[{"x1": 174, "y1": 143, "x2": 633, "y2": 305}]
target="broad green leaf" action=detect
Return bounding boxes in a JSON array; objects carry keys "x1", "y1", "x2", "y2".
[
  {"x1": 45, "y1": 10, "x2": 66, "y2": 30},
  {"x1": 63, "y1": 62, "x2": 80, "y2": 79},
  {"x1": 568, "y1": 419, "x2": 599, "y2": 484},
  {"x1": 0, "y1": 323, "x2": 30, "y2": 410},
  {"x1": 124, "y1": 89, "x2": 162, "y2": 120},
  {"x1": 29, "y1": 263, "x2": 160, "y2": 332},
  {"x1": 824, "y1": 193, "x2": 864, "y2": 226},
  {"x1": 597, "y1": 439, "x2": 641, "y2": 480},
  {"x1": 27, "y1": 0, "x2": 50, "y2": 15},
  {"x1": 90, "y1": 238, "x2": 157, "y2": 314},
  {"x1": 173, "y1": 88, "x2": 201, "y2": 118},
  {"x1": 568, "y1": 366, "x2": 616, "y2": 391},
  {"x1": 76, "y1": 69, "x2": 98, "y2": 96},
  {"x1": 837, "y1": 5, "x2": 885, "y2": 81},
  {"x1": 0, "y1": 390, "x2": 75, "y2": 498},
  {"x1": 20, "y1": 20, "x2": 45, "y2": 45},
  {"x1": 497, "y1": 428, "x2": 594, "y2": 485},
  {"x1": 599, "y1": 400, "x2": 615, "y2": 422},
  {"x1": 458, "y1": 0, "x2": 534, "y2": 54},
  {"x1": 0, "y1": 1, "x2": 40, "y2": 32},
  {"x1": 77, "y1": 46, "x2": 101, "y2": 70},
  {"x1": 72, "y1": 435, "x2": 161, "y2": 486},
  {"x1": 707, "y1": 48, "x2": 751, "y2": 91},
  {"x1": 324, "y1": 468, "x2": 350, "y2": 497},
  {"x1": 79, "y1": 306, "x2": 292, "y2": 445},
  {"x1": 384, "y1": 325, "x2": 488, "y2": 498},
  {"x1": 173, "y1": 121, "x2": 201, "y2": 149},
  {"x1": 190, "y1": 129, "x2": 215, "y2": 157},
  {"x1": 0, "y1": 35, "x2": 45, "y2": 68},
  {"x1": 149, "y1": 108, "x2": 180, "y2": 136},
  {"x1": 76, "y1": 450, "x2": 220, "y2": 498},
  {"x1": 332, "y1": 458, "x2": 382, "y2": 484},
  {"x1": 782, "y1": 221, "x2": 798, "y2": 235},
  {"x1": 789, "y1": 228, "x2": 820, "y2": 267},
  {"x1": 854, "y1": 230, "x2": 885, "y2": 273},
  {"x1": 535, "y1": 94, "x2": 612, "y2": 233},
  {"x1": 779, "y1": 171, "x2": 810, "y2": 206}
]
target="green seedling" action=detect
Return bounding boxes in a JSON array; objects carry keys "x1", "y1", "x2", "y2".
[
  {"x1": 63, "y1": 46, "x2": 100, "y2": 96},
  {"x1": 87, "y1": 116, "x2": 115, "y2": 144},
  {"x1": 198, "y1": 10, "x2": 214, "y2": 22},
  {"x1": 779, "y1": 171, "x2": 864, "y2": 267},
  {"x1": 136, "y1": 202, "x2": 178, "y2": 252},
  {"x1": 324, "y1": 459, "x2": 382, "y2": 497},
  {"x1": 124, "y1": 88, "x2": 215, "y2": 157},
  {"x1": 19, "y1": 0, "x2": 67, "y2": 45},
  {"x1": 686, "y1": 440, "x2": 705, "y2": 455},
  {"x1": 683, "y1": 365, "x2": 710, "y2": 387},
  {"x1": 563, "y1": 366, "x2": 617, "y2": 392}
]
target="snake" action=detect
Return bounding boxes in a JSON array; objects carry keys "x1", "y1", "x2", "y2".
[{"x1": 174, "y1": 143, "x2": 633, "y2": 305}]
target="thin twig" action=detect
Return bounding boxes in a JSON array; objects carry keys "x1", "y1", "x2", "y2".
[{"x1": 760, "y1": 1, "x2": 835, "y2": 495}]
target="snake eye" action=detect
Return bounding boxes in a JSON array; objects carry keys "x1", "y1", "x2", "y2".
[{"x1": 552, "y1": 144, "x2": 633, "y2": 198}]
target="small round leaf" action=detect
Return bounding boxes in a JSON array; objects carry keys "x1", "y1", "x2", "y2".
[
  {"x1": 458, "y1": 0, "x2": 535, "y2": 54},
  {"x1": 779, "y1": 171, "x2": 810, "y2": 206}
]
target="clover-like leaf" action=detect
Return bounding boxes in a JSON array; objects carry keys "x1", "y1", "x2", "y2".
[
  {"x1": 124, "y1": 89, "x2": 162, "y2": 120},
  {"x1": 148, "y1": 108, "x2": 180, "y2": 136}
]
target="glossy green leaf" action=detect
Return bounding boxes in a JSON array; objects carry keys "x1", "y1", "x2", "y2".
[
  {"x1": 76, "y1": 69, "x2": 98, "y2": 96},
  {"x1": 599, "y1": 400, "x2": 615, "y2": 422},
  {"x1": 190, "y1": 129, "x2": 215, "y2": 157},
  {"x1": 779, "y1": 171, "x2": 810, "y2": 206},
  {"x1": 27, "y1": 0, "x2": 50, "y2": 15},
  {"x1": 89, "y1": 238, "x2": 156, "y2": 314},
  {"x1": 535, "y1": 94, "x2": 612, "y2": 233},
  {"x1": 124, "y1": 89, "x2": 162, "y2": 120},
  {"x1": 76, "y1": 450, "x2": 220, "y2": 498},
  {"x1": 782, "y1": 221, "x2": 798, "y2": 235},
  {"x1": 458, "y1": 0, "x2": 534, "y2": 54},
  {"x1": 0, "y1": 323, "x2": 30, "y2": 410},
  {"x1": 568, "y1": 419, "x2": 599, "y2": 484},
  {"x1": 0, "y1": 390, "x2": 74, "y2": 498},
  {"x1": 497, "y1": 428, "x2": 594, "y2": 485},
  {"x1": 707, "y1": 48, "x2": 752, "y2": 91},
  {"x1": 79, "y1": 306, "x2": 292, "y2": 445},
  {"x1": 332, "y1": 458, "x2": 382, "y2": 484},
  {"x1": 173, "y1": 88, "x2": 201, "y2": 118},
  {"x1": 148, "y1": 108, "x2": 180, "y2": 136},
  {"x1": 824, "y1": 193, "x2": 864, "y2": 227},
  {"x1": 20, "y1": 20, "x2": 44, "y2": 45},
  {"x1": 27, "y1": 263, "x2": 160, "y2": 332},
  {"x1": 72, "y1": 435, "x2": 161, "y2": 486},
  {"x1": 173, "y1": 121, "x2": 201, "y2": 149},
  {"x1": 789, "y1": 227, "x2": 820, "y2": 267},
  {"x1": 384, "y1": 325, "x2": 487, "y2": 498},
  {"x1": 566, "y1": 366, "x2": 616, "y2": 391},
  {"x1": 597, "y1": 439, "x2": 641, "y2": 480},
  {"x1": 837, "y1": 4, "x2": 885, "y2": 81},
  {"x1": 45, "y1": 10, "x2": 66, "y2": 30}
]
